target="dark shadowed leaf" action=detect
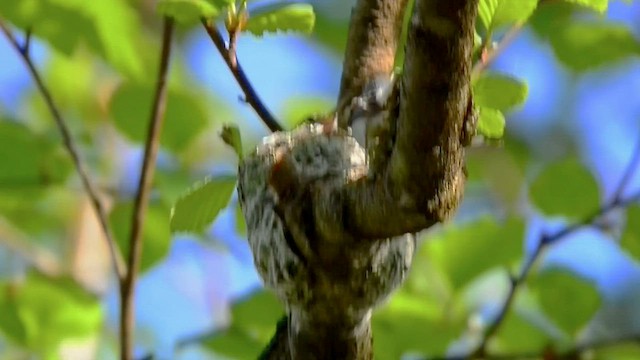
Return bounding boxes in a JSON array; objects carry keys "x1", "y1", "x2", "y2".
[
  {"x1": 110, "y1": 201, "x2": 171, "y2": 273},
  {"x1": 621, "y1": 205, "x2": 640, "y2": 262},
  {"x1": 0, "y1": 120, "x2": 71, "y2": 186},
  {"x1": 244, "y1": 3, "x2": 315, "y2": 36},
  {"x1": 529, "y1": 159, "x2": 600, "y2": 218},
  {"x1": 170, "y1": 175, "x2": 237, "y2": 233},
  {"x1": 426, "y1": 217, "x2": 524, "y2": 290},
  {"x1": 594, "y1": 344, "x2": 640, "y2": 360},
  {"x1": 473, "y1": 72, "x2": 528, "y2": 111},
  {"x1": 530, "y1": 267, "x2": 601, "y2": 336},
  {"x1": 110, "y1": 83, "x2": 208, "y2": 153},
  {"x1": 235, "y1": 203, "x2": 247, "y2": 237}
]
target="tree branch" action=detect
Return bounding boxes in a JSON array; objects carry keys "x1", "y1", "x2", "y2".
[
  {"x1": 318, "y1": 0, "x2": 479, "y2": 240},
  {"x1": 201, "y1": 20, "x2": 283, "y2": 132},
  {"x1": 0, "y1": 19, "x2": 126, "y2": 281},
  {"x1": 336, "y1": 0, "x2": 409, "y2": 127},
  {"x1": 119, "y1": 17, "x2": 174, "y2": 360}
]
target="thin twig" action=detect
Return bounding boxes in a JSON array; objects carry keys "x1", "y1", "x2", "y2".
[
  {"x1": 0, "y1": 19, "x2": 126, "y2": 281},
  {"x1": 428, "y1": 331, "x2": 640, "y2": 360},
  {"x1": 611, "y1": 130, "x2": 640, "y2": 202},
  {"x1": 471, "y1": 143, "x2": 640, "y2": 357},
  {"x1": 471, "y1": 23, "x2": 524, "y2": 78},
  {"x1": 119, "y1": 17, "x2": 174, "y2": 360},
  {"x1": 201, "y1": 20, "x2": 283, "y2": 132}
]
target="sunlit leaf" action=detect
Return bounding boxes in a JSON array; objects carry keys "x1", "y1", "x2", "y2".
[
  {"x1": 548, "y1": 22, "x2": 640, "y2": 71},
  {"x1": 280, "y1": 96, "x2": 334, "y2": 129},
  {"x1": 244, "y1": 3, "x2": 315, "y2": 36},
  {"x1": 220, "y1": 125, "x2": 243, "y2": 158},
  {"x1": 494, "y1": 305, "x2": 554, "y2": 353},
  {"x1": 621, "y1": 205, "x2": 640, "y2": 262},
  {"x1": 110, "y1": 83, "x2": 208, "y2": 153},
  {"x1": 0, "y1": 0, "x2": 144, "y2": 79},
  {"x1": 477, "y1": 107, "x2": 505, "y2": 139},
  {"x1": 170, "y1": 175, "x2": 237, "y2": 233},
  {"x1": 0, "y1": 274, "x2": 102, "y2": 358},
  {"x1": 203, "y1": 290, "x2": 284, "y2": 358},
  {"x1": 157, "y1": 0, "x2": 221, "y2": 24},
  {"x1": 373, "y1": 290, "x2": 464, "y2": 358},
  {"x1": 529, "y1": 159, "x2": 600, "y2": 218},
  {"x1": 473, "y1": 72, "x2": 528, "y2": 112},
  {"x1": 530, "y1": 268, "x2": 601, "y2": 336},
  {"x1": 564, "y1": 0, "x2": 608, "y2": 13},
  {"x1": 426, "y1": 217, "x2": 524, "y2": 290},
  {"x1": 110, "y1": 201, "x2": 171, "y2": 273},
  {"x1": 478, "y1": 0, "x2": 538, "y2": 32}
]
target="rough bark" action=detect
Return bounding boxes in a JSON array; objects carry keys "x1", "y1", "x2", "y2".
[
  {"x1": 337, "y1": 0, "x2": 409, "y2": 128},
  {"x1": 238, "y1": 0, "x2": 478, "y2": 359}
]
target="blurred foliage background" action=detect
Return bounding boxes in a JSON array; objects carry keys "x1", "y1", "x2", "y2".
[{"x1": 1, "y1": 0, "x2": 640, "y2": 359}]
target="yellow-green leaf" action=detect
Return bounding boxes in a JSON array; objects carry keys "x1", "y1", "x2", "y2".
[
  {"x1": 171, "y1": 175, "x2": 237, "y2": 233},
  {"x1": 529, "y1": 159, "x2": 600, "y2": 218},
  {"x1": 244, "y1": 3, "x2": 315, "y2": 36}
]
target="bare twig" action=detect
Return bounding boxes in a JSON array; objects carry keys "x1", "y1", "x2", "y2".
[
  {"x1": 119, "y1": 17, "x2": 174, "y2": 360},
  {"x1": 471, "y1": 23, "x2": 524, "y2": 78},
  {"x1": 470, "y1": 137, "x2": 640, "y2": 357},
  {"x1": 201, "y1": 20, "x2": 282, "y2": 132},
  {"x1": 0, "y1": 19, "x2": 126, "y2": 281},
  {"x1": 428, "y1": 331, "x2": 640, "y2": 360},
  {"x1": 611, "y1": 130, "x2": 640, "y2": 202}
]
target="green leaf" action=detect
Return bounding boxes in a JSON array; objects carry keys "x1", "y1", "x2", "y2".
[
  {"x1": 280, "y1": 96, "x2": 334, "y2": 129},
  {"x1": 594, "y1": 344, "x2": 640, "y2": 360},
  {"x1": 477, "y1": 107, "x2": 506, "y2": 139},
  {"x1": 170, "y1": 175, "x2": 237, "y2": 233},
  {"x1": 0, "y1": 274, "x2": 102, "y2": 358},
  {"x1": 0, "y1": 0, "x2": 143, "y2": 79},
  {"x1": 231, "y1": 291, "x2": 284, "y2": 333},
  {"x1": 547, "y1": 22, "x2": 640, "y2": 71},
  {"x1": 373, "y1": 290, "x2": 464, "y2": 358},
  {"x1": 244, "y1": 3, "x2": 315, "y2": 36},
  {"x1": 220, "y1": 125, "x2": 243, "y2": 159},
  {"x1": 621, "y1": 205, "x2": 640, "y2": 262},
  {"x1": 530, "y1": 268, "x2": 601, "y2": 336},
  {"x1": 478, "y1": 0, "x2": 538, "y2": 31},
  {"x1": 0, "y1": 120, "x2": 71, "y2": 187},
  {"x1": 110, "y1": 201, "x2": 171, "y2": 273},
  {"x1": 426, "y1": 217, "x2": 524, "y2": 290},
  {"x1": 563, "y1": 0, "x2": 608, "y2": 13},
  {"x1": 473, "y1": 72, "x2": 528, "y2": 111},
  {"x1": 494, "y1": 308, "x2": 554, "y2": 353},
  {"x1": 110, "y1": 83, "x2": 208, "y2": 153},
  {"x1": 529, "y1": 159, "x2": 600, "y2": 218},
  {"x1": 204, "y1": 325, "x2": 266, "y2": 359},
  {"x1": 235, "y1": 203, "x2": 247, "y2": 236},
  {"x1": 157, "y1": 0, "x2": 221, "y2": 24},
  {"x1": 203, "y1": 290, "x2": 284, "y2": 358}
]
